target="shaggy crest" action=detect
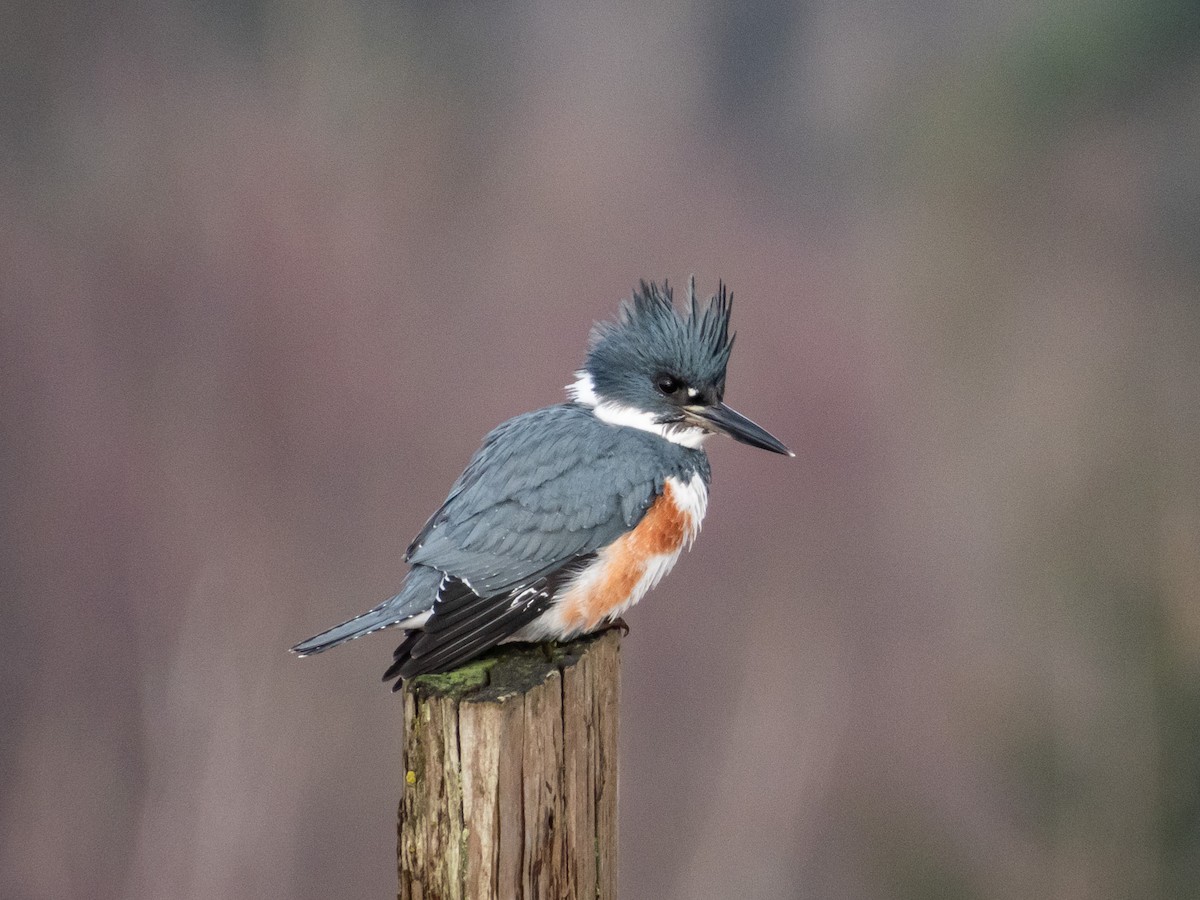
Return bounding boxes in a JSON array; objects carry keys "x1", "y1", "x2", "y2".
[{"x1": 585, "y1": 278, "x2": 736, "y2": 399}]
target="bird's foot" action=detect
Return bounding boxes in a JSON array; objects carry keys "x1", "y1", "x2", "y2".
[{"x1": 609, "y1": 617, "x2": 630, "y2": 637}]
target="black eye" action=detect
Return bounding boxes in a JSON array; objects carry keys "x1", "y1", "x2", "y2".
[{"x1": 655, "y1": 374, "x2": 682, "y2": 395}]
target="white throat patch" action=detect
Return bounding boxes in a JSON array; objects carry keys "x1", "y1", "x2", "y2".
[{"x1": 566, "y1": 371, "x2": 709, "y2": 449}]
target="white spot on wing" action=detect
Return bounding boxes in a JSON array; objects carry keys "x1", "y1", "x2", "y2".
[{"x1": 401, "y1": 610, "x2": 431, "y2": 629}]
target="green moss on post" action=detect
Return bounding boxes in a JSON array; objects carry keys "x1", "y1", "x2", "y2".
[{"x1": 406, "y1": 654, "x2": 501, "y2": 697}]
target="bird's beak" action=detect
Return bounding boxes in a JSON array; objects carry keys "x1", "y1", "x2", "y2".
[{"x1": 684, "y1": 403, "x2": 794, "y2": 456}]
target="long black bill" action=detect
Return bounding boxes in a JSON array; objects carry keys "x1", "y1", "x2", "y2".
[{"x1": 686, "y1": 403, "x2": 794, "y2": 456}]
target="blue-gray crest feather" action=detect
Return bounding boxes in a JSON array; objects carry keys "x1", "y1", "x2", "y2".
[{"x1": 585, "y1": 278, "x2": 735, "y2": 401}]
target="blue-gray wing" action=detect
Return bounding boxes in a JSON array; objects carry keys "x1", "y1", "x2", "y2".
[{"x1": 405, "y1": 404, "x2": 677, "y2": 595}]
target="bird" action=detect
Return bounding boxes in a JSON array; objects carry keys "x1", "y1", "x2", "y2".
[{"x1": 291, "y1": 279, "x2": 792, "y2": 687}]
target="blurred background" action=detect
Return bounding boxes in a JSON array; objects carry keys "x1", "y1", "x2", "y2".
[{"x1": 2, "y1": 1, "x2": 1199, "y2": 898}]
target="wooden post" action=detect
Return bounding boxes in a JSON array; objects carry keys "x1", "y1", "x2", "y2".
[{"x1": 398, "y1": 629, "x2": 620, "y2": 900}]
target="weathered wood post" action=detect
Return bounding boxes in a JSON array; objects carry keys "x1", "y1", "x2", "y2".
[{"x1": 398, "y1": 629, "x2": 620, "y2": 899}]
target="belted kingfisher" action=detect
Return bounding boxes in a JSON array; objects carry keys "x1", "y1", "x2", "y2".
[{"x1": 292, "y1": 279, "x2": 792, "y2": 685}]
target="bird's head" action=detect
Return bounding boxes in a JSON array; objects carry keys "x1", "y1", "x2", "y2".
[{"x1": 567, "y1": 279, "x2": 792, "y2": 456}]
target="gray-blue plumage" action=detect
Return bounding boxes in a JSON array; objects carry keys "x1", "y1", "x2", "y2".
[
  {"x1": 288, "y1": 566, "x2": 442, "y2": 654},
  {"x1": 407, "y1": 403, "x2": 709, "y2": 594}
]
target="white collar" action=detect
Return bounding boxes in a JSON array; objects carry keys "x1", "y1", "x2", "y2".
[{"x1": 566, "y1": 371, "x2": 709, "y2": 449}]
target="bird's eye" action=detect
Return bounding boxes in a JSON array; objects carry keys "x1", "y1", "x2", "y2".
[{"x1": 655, "y1": 374, "x2": 682, "y2": 395}]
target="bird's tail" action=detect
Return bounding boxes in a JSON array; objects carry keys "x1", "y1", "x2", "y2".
[
  {"x1": 290, "y1": 568, "x2": 439, "y2": 656},
  {"x1": 290, "y1": 605, "x2": 403, "y2": 656}
]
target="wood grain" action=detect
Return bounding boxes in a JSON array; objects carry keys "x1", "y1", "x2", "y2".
[{"x1": 398, "y1": 629, "x2": 620, "y2": 899}]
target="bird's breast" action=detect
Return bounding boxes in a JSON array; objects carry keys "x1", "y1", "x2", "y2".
[{"x1": 526, "y1": 472, "x2": 708, "y2": 640}]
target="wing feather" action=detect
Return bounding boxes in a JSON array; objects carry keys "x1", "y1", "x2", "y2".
[
  {"x1": 405, "y1": 405, "x2": 676, "y2": 594},
  {"x1": 383, "y1": 558, "x2": 594, "y2": 684}
]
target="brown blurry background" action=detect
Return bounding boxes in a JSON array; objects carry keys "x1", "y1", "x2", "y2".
[{"x1": 2, "y1": 2, "x2": 1199, "y2": 899}]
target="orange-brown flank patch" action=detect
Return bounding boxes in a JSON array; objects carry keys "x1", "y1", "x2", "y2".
[{"x1": 559, "y1": 481, "x2": 691, "y2": 632}]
